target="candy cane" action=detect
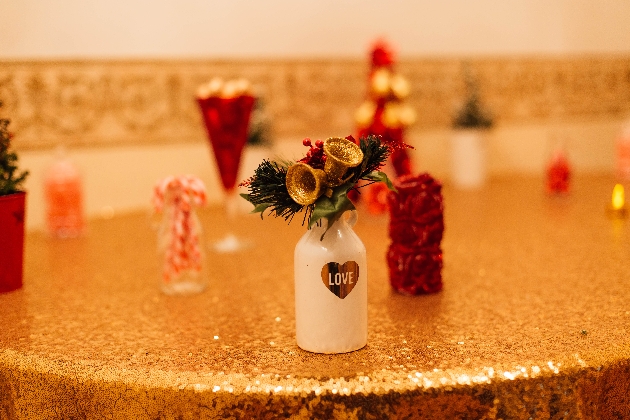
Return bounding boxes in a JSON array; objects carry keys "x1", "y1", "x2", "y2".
[{"x1": 153, "y1": 175, "x2": 207, "y2": 283}]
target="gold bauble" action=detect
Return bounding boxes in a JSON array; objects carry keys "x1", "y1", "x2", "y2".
[
  {"x1": 382, "y1": 103, "x2": 401, "y2": 128},
  {"x1": 286, "y1": 163, "x2": 328, "y2": 205},
  {"x1": 355, "y1": 101, "x2": 376, "y2": 128},
  {"x1": 390, "y1": 74, "x2": 410, "y2": 99},
  {"x1": 371, "y1": 68, "x2": 391, "y2": 97},
  {"x1": 323, "y1": 137, "x2": 364, "y2": 187}
]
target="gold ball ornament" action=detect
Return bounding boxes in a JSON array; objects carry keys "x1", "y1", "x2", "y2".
[
  {"x1": 382, "y1": 103, "x2": 401, "y2": 128},
  {"x1": 371, "y1": 68, "x2": 391, "y2": 97},
  {"x1": 355, "y1": 101, "x2": 376, "y2": 128},
  {"x1": 390, "y1": 74, "x2": 410, "y2": 99}
]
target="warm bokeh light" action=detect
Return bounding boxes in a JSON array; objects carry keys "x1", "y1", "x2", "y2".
[{"x1": 612, "y1": 184, "x2": 625, "y2": 210}]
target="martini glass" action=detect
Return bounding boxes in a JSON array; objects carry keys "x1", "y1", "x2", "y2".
[{"x1": 197, "y1": 93, "x2": 255, "y2": 253}]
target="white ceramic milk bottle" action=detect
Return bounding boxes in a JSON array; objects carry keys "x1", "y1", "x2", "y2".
[{"x1": 294, "y1": 211, "x2": 367, "y2": 353}]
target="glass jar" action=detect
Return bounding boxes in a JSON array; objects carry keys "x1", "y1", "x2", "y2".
[
  {"x1": 157, "y1": 190, "x2": 208, "y2": 295},
  {"x1": 294, "y1": 211, "x2": 367, "y2": 353}
]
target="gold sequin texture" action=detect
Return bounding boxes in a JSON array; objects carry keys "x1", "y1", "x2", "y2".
[{"x1": 1, "y1": 176, "x2": 629, "y2": 418}]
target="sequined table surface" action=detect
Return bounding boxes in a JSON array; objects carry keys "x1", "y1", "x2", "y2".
[{"x1": 1, "y1": 176, "x2": 629, "y2": 419}]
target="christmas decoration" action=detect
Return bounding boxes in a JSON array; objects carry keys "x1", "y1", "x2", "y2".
[
  {"x1": 0, "y1": 101, "x2": 29, "y2": 293},
  {"x1": 387, "y1": 173, "x2": 444, "y2": 295},
  {"x1": 241, "y1": 135, "x2": 396, "y2": 236},
  {"x1": 0, "y1": 104, "x2": 28, "y2": 196},
  {"x1": 451, "y1": 66, "x2": 493, "y2": 189},
  {"x1": 546, "y1": 148, "x2": 571, "y2": 194},
  {"x1": 241, "y1": 135, "x2": 397, "y2": 353},
  {"x1": 355, "y1": 40, "x2": 415, "y2": 213},
  {"x1": 197, "y1": 78, "x2": 255, "y2": 192},
  {"x1": 45, "y1": 148, "x2": 85, "y2": 238},
  {"x1": 153, "y1": 175, "x2": 208, "y2": 295},
  {"x1": 197, "y1": 77, "x2": 255, "y2": 252},
  {"x1": 616, "y1": 121, "x2": 630, "y2": 180}
]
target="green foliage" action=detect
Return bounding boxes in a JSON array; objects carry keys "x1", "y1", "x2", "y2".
[
  {"x1": 453, "y1": 67, "x2": 493, "y2": 130},
  {"x1": 241, "y1": 160, "x2": 312, "y2": 224},
  {"x1": 241, "y1": 135, "x2": 396, "y2": 237},
  {"x1": 0, "y1": 105, "x2": 29, "y2": 196},
  {"x1": 247, "y1": 98, "x2": 273, "y2": 147}
]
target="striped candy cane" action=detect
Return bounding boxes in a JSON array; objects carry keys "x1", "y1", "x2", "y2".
[{"x1": 153, "y1": 175, "x2": 207, "y2": 283}]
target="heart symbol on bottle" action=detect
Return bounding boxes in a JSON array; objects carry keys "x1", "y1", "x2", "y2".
[{"x1": 321, "y1": 261, "x2": 360, "y2": 299}]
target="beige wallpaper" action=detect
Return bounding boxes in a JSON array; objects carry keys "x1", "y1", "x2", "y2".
[{"x1": 1, "y1": 57, "x2": 630, "y2": 150}]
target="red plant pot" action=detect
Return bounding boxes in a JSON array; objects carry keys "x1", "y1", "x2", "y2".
[{"x1": 0, "y1": 191, "x2": 26, "y2": 293}]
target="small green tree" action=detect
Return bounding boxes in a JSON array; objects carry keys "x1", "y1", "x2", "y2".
[
  {"x1": 453, "y1": 66, "x2": 493, "y2": 130},
  {"x1": 0, "y1": 101, "x2": 28, "y2": 196}
]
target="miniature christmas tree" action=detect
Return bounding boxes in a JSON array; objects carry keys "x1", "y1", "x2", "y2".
[
  {"x1": 453, "y1": 66, "x2": 493, "y2": 130},
  {"x1": 355, "y1": 40, "x2": 416, "y2": 177},
  {"x1": 0, "y1": 101, "x2": 28, "y2": 196}
]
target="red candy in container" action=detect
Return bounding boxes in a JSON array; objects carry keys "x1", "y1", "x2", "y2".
[{"x1": 387, "y1": 173, "x2": 444, "y2": 295}]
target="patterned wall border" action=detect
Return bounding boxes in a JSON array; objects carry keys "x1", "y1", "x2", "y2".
[{"x1": 1, "y1": 57, "x2": 629, "y2": 150}]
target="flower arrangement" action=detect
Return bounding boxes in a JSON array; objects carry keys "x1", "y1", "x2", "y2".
[
  {"x1": 0, "y1": 102, "x2": 28, "y2": 196},
  {"x1": 240, "y1": 135, "x2": 399, "y2": 237}
]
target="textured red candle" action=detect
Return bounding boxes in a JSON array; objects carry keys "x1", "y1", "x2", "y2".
[{"x1": 387, "y1": 173, "x2": 444, "y2": 294}]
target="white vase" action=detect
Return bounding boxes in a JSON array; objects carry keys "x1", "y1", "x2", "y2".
[
  {"x1": 294, "y1": 211, "x2": 367, "y2": 353},
  {"x1": 450, "y1": 129, "x2": 487, "y2": 189}
]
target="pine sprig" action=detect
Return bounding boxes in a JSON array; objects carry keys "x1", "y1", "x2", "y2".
[
  {"x1": 346, "y1": 135, "x2": 391, "y2": 183},
  {"x1": 241, "y1": 159, "x2": 312, "y2": 223},
  {"x1": 0, "y1": 109, "x2": 29, "y2": 196},
  {"x1": 241, "y1": 135, "x2": 394, "y2": 231}
]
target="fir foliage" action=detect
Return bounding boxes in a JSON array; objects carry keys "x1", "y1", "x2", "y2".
[
  {"x1": 241, "y1": 135, "x2": 394, "y2": 233},
  {"x1": 0, "y1": 102, "x2": 29, "y2": 196},
  {"x1": 240, "y1": 160, "x2": 313, "y2": 224},
  {"x1": 453, "y1": 66, "x2": 493, "y2": 130}
]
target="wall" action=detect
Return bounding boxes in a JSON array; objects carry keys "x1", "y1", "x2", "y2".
[{"x1": 2, "y1": 1, "x2": 630, "y2": 58}]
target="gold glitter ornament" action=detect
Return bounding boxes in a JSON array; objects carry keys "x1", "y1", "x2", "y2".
[
  {"x1": 371, "y1": 68, "x2": 391, "y2": 97},
  {"x1": 390, "y1": 74, "x2": 410, "y2": 99},
  {"x1": 286, "y1": 163, "x2": 329, "y2": 206},
  {"x1": 322, "y1": 137, "x2": 364, "y2": 187},
  {"x1": 355, "y1": 101, "x2": 376, "y2": 128},
  {"x1": 285, "y1": 138, "x2": 364, "y2": 205}
]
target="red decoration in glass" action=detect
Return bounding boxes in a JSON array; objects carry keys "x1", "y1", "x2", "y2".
[
  {"x1": 45, "y1": 156, "x2": 84, "y2": 237},
  {"x1": 197, "y1": 95, "x2": 255, "y2": 191},
  {"x1": 387, "y1": 173, "x2": 444, "y2": 295},
  {"x1": 546, "y1": 150, "x2": 571, "y2": 194}
]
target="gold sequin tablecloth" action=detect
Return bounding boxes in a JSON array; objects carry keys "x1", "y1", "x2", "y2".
[{"x1": 1, "y1": 176, "x2": 629, "y2": 419}]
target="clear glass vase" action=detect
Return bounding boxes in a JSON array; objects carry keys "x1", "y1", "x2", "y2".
[
  {"x1": 294, "y1": 211, "x2": 367, "y2": 353},
  {"x1": 157, "y1": 197, "x2": 208, "y2": 295}
]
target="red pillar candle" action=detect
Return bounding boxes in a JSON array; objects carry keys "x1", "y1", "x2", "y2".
[{"x1": 387, "y1": 173, "x2": 444, "y2": 295}]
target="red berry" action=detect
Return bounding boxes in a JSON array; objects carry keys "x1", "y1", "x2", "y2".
[
  {"x1": 315, "y1": 140, "x2": 324, "y2": 148},
  {"x1": 303, "y1": 138, "x2": 312, "y2": 147}
]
